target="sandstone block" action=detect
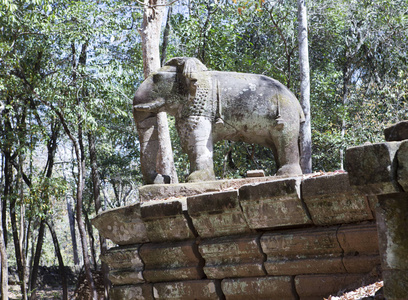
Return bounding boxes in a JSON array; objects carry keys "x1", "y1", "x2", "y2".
[
  {"x1": 138, "y1": 177, "x2": 277, "y2": 202},
  {"x1": 140, "y1": 240, "x2": 204, "y2": 283},
  {"x1": 302, "y1": 173, "x2": 373, "y2": 224},
  {"x1": 109, "y1": 270, "x2": 145, "y2": 285},
  {"x1": 382, "y1": 269, "x2": 408, "y2": 300},
  {"x1": 246, "y1": 170, "x2": 265, "y2": 177},
  {"x1": 153, "y1": 280, "x2": 223, "y2": 299},
  {"x1": 342, "y1": 255, "x2": 381, "y2": 274},
  {"x1": 376, "y1": 192, "x2": 408, "y2": 270},
  {"x1": 100, "y1": 246, "x2": 144, "y2": 285},
  {"x1": 345, "y1": 142, "x2": 402, "y2": 195},
  {"x1": 198, "y1": 234, "x2": 265, "y2": 279},
  {"x1": 260, "y1": 227, "x2": 345, "y2": 275},
  {"x1": 101, "y1": 245, "x2": 143, "y2": 270},
  {"x1": 140, "y1": 201, "x2": 195, "y2": 242},
  {"x1": 295, "y1": 274, "x2": 369, "y2": 300},
  {"x1": 337, "y1": 223, "x2": 380, "y2": 273},
  {"x1": 337, "y1": 223, "x2": 379, "y2": 255},
  {"x1": 221, "y1": 276, "x2": 296, "y2": 300},
  {"x1": 397, "y1": 140, "x2": 408, "y2": 192},
  {"x1": 187, "y1": 191, "x2": 251, "y2": 238},
  {"x1": 110, "y1": 284, "x2": 153, "y2": 300},
  {"x1": 92, "y1": 203, "x2": 149, "y2": 245},
  {"x1": 239, "y1": 178, "x2": 312, "y2": 229},
  {"x1": 384, "y1": 120, "x2": 408, "y2": 141}
]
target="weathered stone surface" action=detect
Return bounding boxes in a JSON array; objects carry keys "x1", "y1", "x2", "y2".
[
  {"x1": 376, "y1": 193, "x2": 408, "y2": 270},
  {"x1": 345, "y1": 142, "x2": 402, "y2": 195},
  {"x1": 187, "y1": 191, "x2": 251, "y2": 238},
  {"x1": 239, "y1": 178, "x2": 312, "y2": 229},
  {"x1": 110, "y1": 284, "x2": 153, "y2": 300},
  {"x1": 382, "y1": 269, "x2": 408, "y2": 300},
  {"x1": 153, "y1": 280, "x2": 223, "y2": 299},
  {"x1": 302, "y1": 173, "x2": 373, "y2": 224},
  {"x1": 100, "y1": 246, "x2": 144, "y2": 285},
  {"x1": 140, "y1": 200, "x2": 195, "y2": 242},
  {"x1": 337, "y1": 223, "x2": 380, "y2": 273},
  {"x1": 384, "y1": 120, "x2": 408, "y2": 142},
  {"x1": 198, "y1": 234, "x2": 265, "y2": 279},
  {"x1": 261, "y1": 227, "x2": 345, "y2": 275},
  {"x1": 295, "y1": 274, "x2": 370, "y2": 300},
  {"x1": 92, "y1": 203, "x2": 149, "y2": 245},
  {"x1": 101, "y1": 245, "x2": 143, "y2": 270},
  {"x1": 109, "y1": 270, "x2": 145, "y2": 285},
  {"x1": 138, "y1": 176, "x2": 282, "y2": 202},
  {"x1": 221, "y1": 276, "x2": 296, "y2": 300},
  {"x1": 140, "y1": 240, "x2": 204, "y2": 282},
  {"x1": 397, "y1": 140, "x2": 408, "y2": 192}
]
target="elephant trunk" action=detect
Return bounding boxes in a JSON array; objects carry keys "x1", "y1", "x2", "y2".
[{"x1": 133, "y1": 98, "x2": 165, "y2": 112}]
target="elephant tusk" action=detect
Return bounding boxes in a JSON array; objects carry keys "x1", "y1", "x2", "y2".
[{"x1": 133, "y1": 98, "x2": 165, "y2": 112}]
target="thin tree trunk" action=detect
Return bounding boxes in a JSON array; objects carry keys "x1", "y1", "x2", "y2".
[
  {"x1": 0, "y1": 193, "x2": 8, "y2": 300},
  {"x1": 161, "y1": 6, "x2": 172, "y2": 66},
  {"x1": 66, "y1": 196, "x2": 79, "y2": 265},
  {"x1": 77, "y1": 123, "x2": 98, "y2": 300},
  {"x1": 10, "y1": 196, "x2": 27, "y2": 300},
  {"x1": 140, "y1": 0, "x2": 178, "y2": 184},
  {"x1": 88, "y1": 132, "x2": 110, "y2": 299},
  {"x1": 46, "y1": 219, "x2": 68, "y2": 300},
  {"x1": 29, "y1": 219, "x2": 45, "y2": 300},
  {"x1": 84, "y1": 211, "x2": 97, "y2": 270},
  {"x1": 297, "y1": 0, "x2": 312, "y2": 174}
]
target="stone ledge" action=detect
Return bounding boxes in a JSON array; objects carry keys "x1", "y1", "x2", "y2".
[
  {"x1": 345, "y1": 142, "x2": 402, "y2": 195},
  {"x1": 91, "y1": 203, "x2": 149, "y2": 245},
  {"x1": 138, "y1": 176, "x2": 285, "y2": 202},
  {"x1": 397, "y1": 140, "x2": 408, "y2": 192},
  {"x1": 109, "y1": 284, "x2": 153, "y2": 300},
  {"x1": 302, "y1": 173, "x2": 373, "y2": 224},
  {"x1": 239, "y1": 177, "x2": 312, "y2": 229},
  {"x1": 140, "y1": 201, "x2": 196, "y2": 242},
  {"x1": 140, "y1": 240, "x2": 205, "y2": 283},
  {"x1": 153, "y1": 280, "x2": 223, "y2": 299},
  {"x1": 187, "y1": 191, "x2": 251, "y2": 238},
  {"x1": 198, "y1": 234, "x2": 265, "y2": 279},
  {"x1": 384, "y1": 120, "x2": 408, "y2": 142},
  {"x1": 221, "y1": 276, "x2": 296, "y2": 300}
]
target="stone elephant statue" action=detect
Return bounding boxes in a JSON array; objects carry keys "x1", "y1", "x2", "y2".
[{"x1": 133, "y1": 57, "x2": 305, "y2": 183}]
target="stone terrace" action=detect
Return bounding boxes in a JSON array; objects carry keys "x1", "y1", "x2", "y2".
[{"x1": 93, "y1": 122, "x2": 408, "y2": 300}]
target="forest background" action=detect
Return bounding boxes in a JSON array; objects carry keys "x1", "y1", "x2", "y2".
[{"x1": 0, "y1": 0, "x2": 407, "y2": 299}]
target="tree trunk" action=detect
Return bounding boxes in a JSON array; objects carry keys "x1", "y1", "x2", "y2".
[
  {"x1": 88, "y1": 132, "x2": 110, "y2": 299},
  {"x1": 160, "y1": 6, "x2": 172, "y2": 66},
  {"x1": 10, "y1": 196, "x2": 27, "y2": 300},
  {"x1": 29, "y1": 219, "x2": 45, "y2": 300},
  {"x1": 140, "y1": 0, "x2": 178, "y2": 184},
  {"x1": 77, "y1": 123, "x2": 98, "y2": 300},
  {"x1": 66, "y1": 196, "x2": 79, "y2": 265},
  {"x1": 0, "y1": 192, "x2": 8, "y2": 300},
  {"x1": 46, "y1": 219, "x2": 68, "y2": 300},
  {"x1": 297, "y1": 0, "x2": 312, "y2": 174},
  {"x1": 84, "y1": 211, "x2": 97, "y2": 270}
]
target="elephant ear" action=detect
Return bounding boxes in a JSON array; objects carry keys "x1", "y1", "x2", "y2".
[{"x1": 164, "y1": 57, "x2": 208, "y2": 81}]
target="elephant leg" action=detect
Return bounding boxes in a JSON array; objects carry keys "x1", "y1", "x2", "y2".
[
  {"x1": 135, "y1": 112, "x2": 170, "y2": 184},
  {"x1": 177, "y1": 116, "x2": 215, "y2": 182},
  {"x1": 271, "y1": 126, "x2": 303, "y2": 176}
]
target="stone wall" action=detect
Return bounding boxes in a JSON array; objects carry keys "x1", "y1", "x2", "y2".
[{"x1": 93, "y1": 172, "x2": 383, "y2": 300}]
